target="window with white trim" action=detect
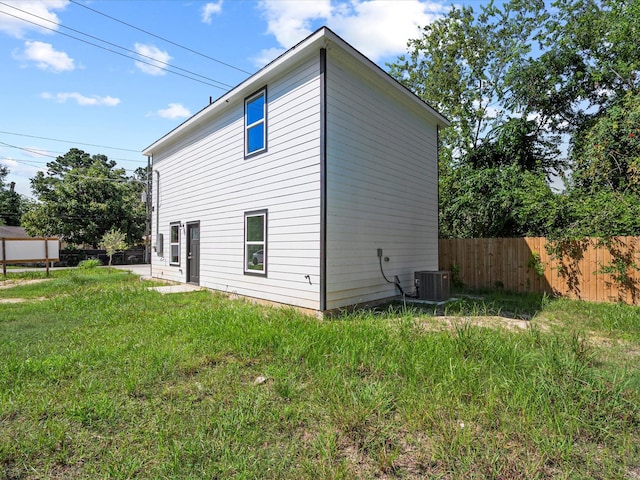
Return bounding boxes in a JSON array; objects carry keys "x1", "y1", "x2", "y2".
[
  {"x1": 245, "y1": 89, "x2": 266, "y2": 156},
  {"x1": 170, "y1": 223, "x2": 180, "y2": 265},
  {"x1": 244, "y1": 210, "x2": 266, "y2": 275}
]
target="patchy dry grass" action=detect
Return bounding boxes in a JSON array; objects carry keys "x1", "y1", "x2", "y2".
[{"x1": 1, "y1": 270, "x2": 639, "y2": 479}]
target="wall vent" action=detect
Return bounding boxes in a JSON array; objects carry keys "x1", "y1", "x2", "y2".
[{"x1": 414, "y1": 271, "x2": 450, "y2": 301}]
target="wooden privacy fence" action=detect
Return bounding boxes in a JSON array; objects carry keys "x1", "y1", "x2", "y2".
[{"x1": 439, "y1": 237, "x2": 640, "y2": 305}]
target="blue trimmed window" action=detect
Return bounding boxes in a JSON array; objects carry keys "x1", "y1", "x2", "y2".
[{"x1": 245, "y1": 89, "x2": 266, "y2": 156}]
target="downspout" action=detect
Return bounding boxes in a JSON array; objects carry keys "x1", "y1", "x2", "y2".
[
  {"x1": 319, "y1": 48, "x2": 327, "y2": 312},
  {"x1": 155, "y1": 167, "x2": 160, "y2": 253},
  {"x1": 436, "y1": 125, "x2": 440, "y2": 245},
  {"x1": 145, "y1": 156, "x2": 151, "y2": 265}
]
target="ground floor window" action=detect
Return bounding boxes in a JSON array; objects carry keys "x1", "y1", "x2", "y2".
[
  {"x1": 244, "y1": 210, "x2": 266, "y2": 275},
  {"x1": 170, "y1": 222, "x2": 180, "y2": 265}
]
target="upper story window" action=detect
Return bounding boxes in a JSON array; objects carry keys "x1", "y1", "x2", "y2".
[
  {"x1": 170, "y1": 222, "x2": 180, "y2": 265},
  {"x1": 245, "y1": 88, "x2": 267, "y2": 156}
]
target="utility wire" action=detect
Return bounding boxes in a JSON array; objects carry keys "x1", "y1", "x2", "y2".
[
  {"x1": 0, "y1": 211, "x2": 143, "y2": 220},
  {"x1": 1, "y1": 155, "x2": 142, "y2": 174},
  {"x1": 0, "y1": 5, "x2": 232, "y2": 90},
  {"x1": 1, "y1": 157, "x2": 146, "y2": 183},
  {"x1": 68, "y1": 0, "x2": 252, "y2": 75},
  {"x1": 0, "y1": 142, "x2": 135, "y2": 165},
  {"x1": 1, "y1": 3, "x2": 233, "y2": 89},
  {"x1": 0, "y1": 141, "x2": 57, "y2": 159},
  {"x1": 2, "y1": 2, "x2": 234, "y2": 89},
  {"x1": 1, "y1": 156, "x2": 44, "y2": 169},
  {"x1": 0, "y1": 139, "x2": 146, "y2": 165},
  {"x1": 0, "y1": 130, "x2": 144, "y2": 158}
]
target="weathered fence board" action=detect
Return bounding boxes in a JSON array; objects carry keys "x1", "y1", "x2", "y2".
[{"x1": 439, "y1": 237, "x2": 640, "y2": 305}]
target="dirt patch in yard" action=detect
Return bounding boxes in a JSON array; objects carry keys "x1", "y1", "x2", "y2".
[
  {"x1": 0, "y1": 297, "x2": 48, "y2": 304},
  {"x1": 438, "y1": 315, "x2": 533, "y2": 331},
  {"x1": 413, "y1": 315, "x2": 640, "y2": 362},
  {"x1": 587, "y1": 333, "x2": 640, "y2": 365},
  {"x1": 412, "y1": 314, "x2": 545, "y2": 333},
  {"x1": 0, "y1": 278, "x2": 51, "y2": 303},
  {"x1": 0, "y1": 278, "x2": 50, "y2": 289}
]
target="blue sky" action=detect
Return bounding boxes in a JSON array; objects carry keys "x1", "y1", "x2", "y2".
[{"x1": 0, "y1": 0, "x2": 463, "y2": 197}]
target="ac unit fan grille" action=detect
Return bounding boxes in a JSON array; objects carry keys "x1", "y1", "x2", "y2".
[{"x1": 414, "y1": 271, "x2": 450, "y2": 301}]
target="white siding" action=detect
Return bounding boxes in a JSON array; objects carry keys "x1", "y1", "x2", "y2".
[
  {"x1": 152, "y1": 54, "x2": 323, "y2": 310},
  {"x1": 324, "y1": 48, "x2": 440, "y2": 309}
]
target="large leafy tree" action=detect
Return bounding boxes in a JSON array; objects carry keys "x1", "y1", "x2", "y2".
[
  {"x1": 439, "y1": 158, "x2": 564, "y2": 238},
  {"x1": 392, "y1": 0, "x2": 639, "y2": 238},
  {"x1": 557, "y1": 93, "x2": 640, "y2": 238},
  {"x1": 558, "y1": 189, "x2": 640, "y2": 239},
  {"x1": 22, "y1": 148, "x2": 145, "y2": 246},
  {"x1": 0, "y1": 165, "x2": 25, "y2": 226},
  {"x1": 508, "y1": 0, "x2": 640, "y2": 134},
  {"x1": 466, "y1": 118, "x2": 561, "y2": 175},
  {"x1": 389, "y1": 0, "x2": 557, "y2": 169},
  {"x1": 516, "y1": 0, "x2": 640, "y2": 238},
  {"x1": 570, "y1": 93, "x2": 640, "y2": 194},
  {"x1": 507, "y1": 0, "x2": 640, "y2": 238},
  {"x1": 389, "y1": 0, "x2": 568, "y2": 238}
]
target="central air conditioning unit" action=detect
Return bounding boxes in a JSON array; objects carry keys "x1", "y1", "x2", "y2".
[{"x1": 414, "y1": 271, "x2": 450, "y2": 301}]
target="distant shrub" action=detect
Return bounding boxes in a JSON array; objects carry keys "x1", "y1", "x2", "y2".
[{"x1": 78, "y1": 258, "x2": 102, "y2": 269}]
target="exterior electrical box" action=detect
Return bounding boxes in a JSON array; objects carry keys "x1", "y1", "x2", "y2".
[
  {"x1": 155, "y1": 233, "x2": 163, "y2": 254},
  {"x1": 414, "y1": 271, "x2": 450, "y2": 301}
]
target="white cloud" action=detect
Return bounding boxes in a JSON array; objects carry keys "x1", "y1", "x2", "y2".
[
  {"x1": 18, "y1": 40, "x2": 74, "y2": 72},
  {"x1": 201, "y1": 1, "x2": 223, "y2": 24},
  {"x1": 23, "y1": 146, "x2": 53, "y2": 159},
  {"x1": 251, "y1": 47, "x2": 286, "y2": 68},
  {"x1": 0, "y1": 0, "x2": 68, "y2": 38},
  {"x1": 1, "y1": 157, "x2": 20, "y2": 171},
  {"x1": 329, "y1": 1, "x2": 445, "y2": 60},
  {"x1": 256, "y1": 0, "x2": 447, "y2": 65},
  {"x1": 134, "y1": 43, "x2": 171, "y2": 76},
  {"x1": 259, "y1": 0, "x2": 332, "y2": 47},
  {"x1": 0, "y1": 157, "x2": 44, "y2": 196},
  {"x1": 157, "y1": 103, "x2": 191, "y2": 119},
  {"x1": 41, "y1": 92, "x2": 121, "y2": 106}
]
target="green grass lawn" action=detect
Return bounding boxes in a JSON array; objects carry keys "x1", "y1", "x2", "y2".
[{"x1": 1, "y1": 269, "x2": 639, "y2": 479}]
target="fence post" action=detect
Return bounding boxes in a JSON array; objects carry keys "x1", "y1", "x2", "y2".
[
  {"x1": 1, "y1": 237, "x2": 6, "y2": 277},
  {"x1": 45, "y1": 239, "x2": 50, "y2": 276}
]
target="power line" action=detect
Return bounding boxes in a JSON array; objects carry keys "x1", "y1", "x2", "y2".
[
  {"x1": 1, "y1": 156, "x2": 142, "y2": 175},
  {"x1": 1, "y1": 2, "x2": 235, "y2": 89},
  {"x1": 0, "y1": 211, "x2": 142, "y2": 220},
  {"x1": 0, "y1": 130, "x2": 145, "y2": 159},
  {"x1": 0, "y1": 141, "x2": 57, "y2": 160},
  {"x1": 1, "y1": 156, "x2": 45, "y2": 169},
  {"x1": 1, "y1": 158, "x2": 146, "y2": 185},
  {"x1": 0, "y1": 139, "x2": 146, "y2": 165},
  {"x1": 0, "y1": 5, "x2": 233, "y2": 90},
  {"x1": 0, "y1": 3, "x2": 233, "y2": 89},
  {"x1": 68, "y1": 0, "x2": 252, "y2": 76}
]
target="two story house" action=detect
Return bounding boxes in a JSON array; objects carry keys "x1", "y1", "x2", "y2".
[{"x1": 143, "y1": 26, "x2": 449, "y2": 314}]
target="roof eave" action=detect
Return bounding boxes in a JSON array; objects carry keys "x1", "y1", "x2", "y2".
[
  {"x1": 142, "y1": 28, "x2": 330, "y2": 156},
  {"x1": 320, "y1": 28, "x2": 450, "y2": 128},
  {"x1": 142, "y1": 26, "x2": 450, "y2": 156}
]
